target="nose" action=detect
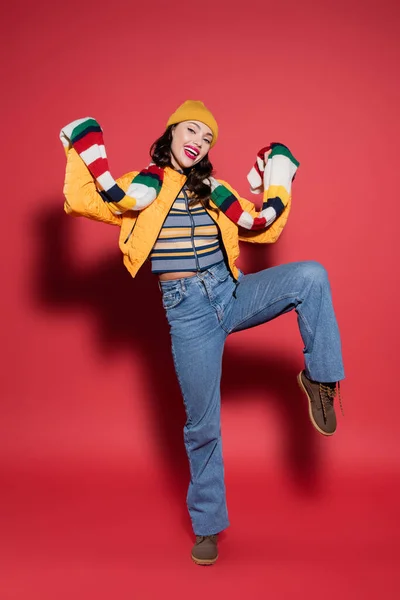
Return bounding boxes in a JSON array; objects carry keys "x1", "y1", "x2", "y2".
[{"x1": 193, "y1": 133, "x2": 202, "y2": 148}]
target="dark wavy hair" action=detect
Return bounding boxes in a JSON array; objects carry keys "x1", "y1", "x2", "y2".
[{"x1": 150, "y1": 125, "x2": 214, "y2": 205}]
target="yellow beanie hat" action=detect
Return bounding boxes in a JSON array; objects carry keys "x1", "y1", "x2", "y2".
[{"x1": 166, "y1": 100, "x2": 218, "y2": 148}]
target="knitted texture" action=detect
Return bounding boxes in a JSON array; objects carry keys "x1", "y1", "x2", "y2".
[
  {"x1": 166, "y1": 100, "x2": 219, "y2": 147},
  {"x1": 210, "y1": 142, "x2": 300, "y2": 230},
  {"x1": 60, "y1": 118, "x2": 164, "y2": 214},
  {"x1": 60, "y1": 118, "x2": 299, "y2": 229}
]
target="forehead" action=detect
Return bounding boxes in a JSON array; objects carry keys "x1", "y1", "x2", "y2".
[{"x1": 182, "y1": 120, "x2": 213, "y2": 137}]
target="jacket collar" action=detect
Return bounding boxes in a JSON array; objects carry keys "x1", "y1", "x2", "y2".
[{"x1": 164, "y1": 166, "x2": 187, "y2": 185}]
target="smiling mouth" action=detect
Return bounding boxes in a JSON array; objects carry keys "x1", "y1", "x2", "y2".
[{"x1": 184, "y1": 146, "x2": 199, "y2": 160}]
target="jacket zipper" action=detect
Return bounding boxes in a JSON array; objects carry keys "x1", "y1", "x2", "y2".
[{"x1": 124, "y1": 219, "x2": 138, "y2": 244}]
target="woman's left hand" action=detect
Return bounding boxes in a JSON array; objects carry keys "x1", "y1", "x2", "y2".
[{"x1": 264, "y1": 148, "x2": 272, "y2": 163}]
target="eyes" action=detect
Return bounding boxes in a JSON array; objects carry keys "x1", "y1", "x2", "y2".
[{"x1": 187, "y1": 127, "x2": 211, "y2": 146}]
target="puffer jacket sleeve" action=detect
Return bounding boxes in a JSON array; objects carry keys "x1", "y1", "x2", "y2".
[
  {"x1": 62, "y1": 148, "x2": 137, "y2": 226},
  {"x1": 216, "y1": 178, "x2": 292, "y2": 244}
]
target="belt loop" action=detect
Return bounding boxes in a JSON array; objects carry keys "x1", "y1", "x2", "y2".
[
  {"x1": 158, "y1": 279, "x2": 162, "y2": 292},
  {"x1": 181, "y1": 278, "x2": 186, "y2": 293}
]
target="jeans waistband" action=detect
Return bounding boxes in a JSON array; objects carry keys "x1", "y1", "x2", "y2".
[{"x1": 158, "y1": 261, "x2": 228, "y2": 292}]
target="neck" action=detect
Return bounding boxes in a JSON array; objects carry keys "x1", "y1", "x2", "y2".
[
  {"x1": 168, "y1": 162, "x2": 191, "y2": 176},
  {"x1": 169, "y1": 154, "x2": 182, "y2": 171},
  {"x1": 169, "y1": 153, "x2": 192, "y2": 176}
]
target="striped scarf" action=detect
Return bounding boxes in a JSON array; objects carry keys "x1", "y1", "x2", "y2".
[{"x1": 60, "y1": 117, "x2": 299, "y2": 230}]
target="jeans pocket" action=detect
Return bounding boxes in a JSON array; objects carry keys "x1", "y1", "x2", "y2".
[
  {"x1": 162, "y1": 288, "x2": 184, "y2": 310},
  {"x1": 210, "y1": 262, "x2": 230, "y2": 282}
]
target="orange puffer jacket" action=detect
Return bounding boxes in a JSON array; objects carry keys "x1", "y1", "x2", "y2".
[{"x1": 63, "y1": 148, "x2": 292, "y2": 280}]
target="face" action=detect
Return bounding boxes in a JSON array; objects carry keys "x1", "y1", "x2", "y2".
[{"x1": 170, "y1": 120, "x2": 213, "y2": 170}]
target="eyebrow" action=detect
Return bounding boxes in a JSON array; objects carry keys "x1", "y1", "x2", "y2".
[{"x1": 188, "y1": 122, "x2": 213, "y2": 139}]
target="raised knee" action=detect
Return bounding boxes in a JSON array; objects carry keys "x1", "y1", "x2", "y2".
[{"x1": 300, "y1": 260, "x2": 329, "y2": 284}]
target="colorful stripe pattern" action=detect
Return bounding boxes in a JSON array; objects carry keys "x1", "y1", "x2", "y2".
[
  {"x1": 60, "y1": 117, "x2": 164, "y2": 214},
  {"x1": 208, "y1": 142, "x2": 300, "y2": 231},
  {"x1": 60, "y1": 118, "x2": 299, "y2": 229},
  {"x1": 150, "y1": 187, "x2": 224, "y2": 273}
]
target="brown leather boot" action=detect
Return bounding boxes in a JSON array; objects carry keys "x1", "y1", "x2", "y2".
[
  {"x1": 298, "y1": 371, "x2": 343, "y2": 436},
  {"x1": 191, "y1": 534, "x2": 218, "y2": 565}
]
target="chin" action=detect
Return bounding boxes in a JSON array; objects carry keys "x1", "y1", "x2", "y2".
[{"x1": 179, "y1": 158, "x2": 194, "y2": 170}]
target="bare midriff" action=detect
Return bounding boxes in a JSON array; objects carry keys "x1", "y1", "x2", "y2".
[{"x1": 158, "y1": 271, "x2": 197, "y2": 281}]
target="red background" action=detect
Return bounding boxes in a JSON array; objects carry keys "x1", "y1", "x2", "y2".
[{"x1": 1, "y1": 0, "x2": 399, "y2": 597}]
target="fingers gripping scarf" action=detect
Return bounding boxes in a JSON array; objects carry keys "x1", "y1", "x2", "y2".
[{"x1": 60, "y1": 117, "x2": 299, "y2": 230}]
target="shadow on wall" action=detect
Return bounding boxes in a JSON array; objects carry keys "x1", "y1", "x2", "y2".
[{"x1": 32, "y1": 207, "x2": 324, "y2": 528}]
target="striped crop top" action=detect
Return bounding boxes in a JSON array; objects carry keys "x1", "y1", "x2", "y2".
[{"x1": 150, "y1": 186, "x2": 224, "y2": 274}]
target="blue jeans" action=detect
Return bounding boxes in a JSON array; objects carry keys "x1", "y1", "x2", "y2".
[{"x1": 159, "y1": 260, "x2": 344, "y2": 535}]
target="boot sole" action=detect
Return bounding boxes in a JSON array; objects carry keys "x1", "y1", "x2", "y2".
[
  {"x1": 191, "y1": 554, "x2": 218, "y2": 566},
  {"x1": 297, "y1": 372, "x2": 335, "y2": 436}
]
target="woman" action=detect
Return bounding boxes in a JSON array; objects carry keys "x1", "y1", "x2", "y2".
[{"x1": 60, "y1": 100, "x2": 345, "y2": 566}]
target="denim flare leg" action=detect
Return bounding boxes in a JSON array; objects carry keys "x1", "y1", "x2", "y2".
[{"x1": 159, "y1": 260, "x2": 345, "y2": 536}]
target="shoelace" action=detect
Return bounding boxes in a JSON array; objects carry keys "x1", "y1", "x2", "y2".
[
  {"x1": 196, "y1": 535, "x2": 217, "y2": 544},
  {"x1": 319, "y1": 382, "x2": 344, "y2": 422}
]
